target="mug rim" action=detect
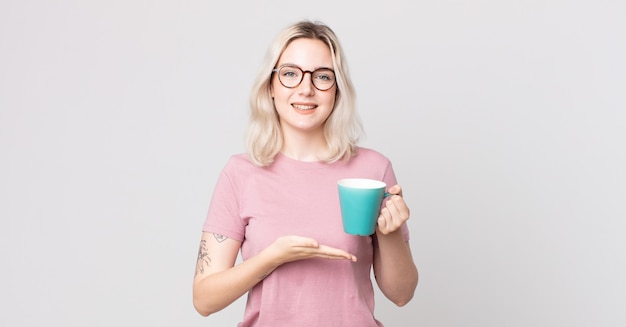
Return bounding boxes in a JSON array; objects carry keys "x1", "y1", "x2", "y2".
[{"x1": 337, "y1": 178, "x2": 386, "y2": 189}]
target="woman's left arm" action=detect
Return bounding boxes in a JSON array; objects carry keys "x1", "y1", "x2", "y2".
[{"x1": 373, "y1": 184, "x2": 419, "y2": 306}]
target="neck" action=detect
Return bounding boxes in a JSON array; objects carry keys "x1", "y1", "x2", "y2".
[{"x1": 280, "y1": 128, "x2": 329, "y2": 162}]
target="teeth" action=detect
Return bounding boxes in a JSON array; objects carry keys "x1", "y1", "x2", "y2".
[{"x1": 293, "y1": 104, "x2": 316, "y2": 110}]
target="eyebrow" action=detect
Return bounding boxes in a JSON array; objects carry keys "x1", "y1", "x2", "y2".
[{"x1": 278, "y1": 63, "x2": 334, "y2": 71}]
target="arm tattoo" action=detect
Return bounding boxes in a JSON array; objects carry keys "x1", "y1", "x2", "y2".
[
  {"x1": 213, "y1": 233, "x2": 228, "y2": 243},
  {"x1": 195, "y1": 240, "x2": 211, "y2": 276}
]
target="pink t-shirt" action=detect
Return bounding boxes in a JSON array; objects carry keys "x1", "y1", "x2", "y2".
[{"x1": 203, "y1": 147, "x2": 409, "y2": 327}]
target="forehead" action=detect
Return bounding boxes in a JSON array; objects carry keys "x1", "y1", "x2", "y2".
[{"x1": 277, "y1": 38, "x2": 333, "y2": 69}]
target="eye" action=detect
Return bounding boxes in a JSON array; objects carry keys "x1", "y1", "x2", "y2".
[
  {"x1": 313, "y1": 70, "x2": 335, "y2": 81},
  {"x1": 316, "y1": 74, "x2": 332, "y2": 81},
  {"x1": 280, "y1": 67, "x2": 301, "y2": 79}
]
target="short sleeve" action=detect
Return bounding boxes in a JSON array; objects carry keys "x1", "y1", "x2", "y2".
[{"x1": 202, "y1": 158, "x2": 246, "y2": 241}]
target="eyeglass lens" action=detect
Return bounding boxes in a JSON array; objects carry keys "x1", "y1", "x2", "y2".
[{"x1": 277, "y1": 66, "x2": 335, "y2": 91}]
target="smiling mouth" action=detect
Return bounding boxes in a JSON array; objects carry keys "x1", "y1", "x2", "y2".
[{"x1": 292, "y1": 104, "x2": 317, "y2": 111}]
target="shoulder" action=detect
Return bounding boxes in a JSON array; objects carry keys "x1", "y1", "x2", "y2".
[
  {"x1": 353, "y1": 147, "x2": 391, "y2": 164},
  {"x1": 226, "y1": 153, "x2": 254, "y2": 166},
  {"x1": 222, "y1": 153, "x2": 256, "y2": 169},
  {"x1": 342, "y1": 147, "x2": 393, "y2": 172},
  {"x1": 219, "y1": 153, "x2": 260, "y2": 178}
]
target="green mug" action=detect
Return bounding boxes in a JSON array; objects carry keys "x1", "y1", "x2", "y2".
[{"x1": 337, "y1": 178, "x2": 391, "y2": 235}]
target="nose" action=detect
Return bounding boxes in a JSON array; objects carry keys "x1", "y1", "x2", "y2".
[{"x1": 297, "y1": 71, "x2": 315, "y2": 95}]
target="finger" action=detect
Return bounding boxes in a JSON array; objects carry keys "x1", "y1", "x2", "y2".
[
  {"x1": 377, "y1": 208, "x2": 390, "y2": 234},
  {"x1": 317, "y1": 244, "x2": 357, "y2": 261},
  {"x1": 387, "y1": 195, "x2": 410, "y2": 219},
  {"x1": 382, "y1": 197, "x2": 409, "y2": 232},
  {"x1": 390, "y1": 195, "x2": 410, "y2": 221},
  {"x1": 315, "y1": 253, "x2": 358, "y2": 262},
  {"x1": 288, "y1": 235, "x2": 320, "y2": 248},
  {"x1": 385, "y1": 198, "x2": 401, "y2": 221},
  {"x1": 387, "y1": 184, "x2": 403, "y2": 196}
]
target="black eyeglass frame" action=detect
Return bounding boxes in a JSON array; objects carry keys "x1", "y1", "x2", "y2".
[{"x1": 271, "y1": 65, "x2": 336, "y2": 91}]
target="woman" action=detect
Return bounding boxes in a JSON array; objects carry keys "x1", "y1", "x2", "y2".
[{"x1": 193, "y1": 20, "x2": 418, "y2": 326}]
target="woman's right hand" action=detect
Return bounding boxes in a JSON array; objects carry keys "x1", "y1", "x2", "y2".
[
  {"x1": 193, "y1": 233, "x2": 356, "y2": 317},
  {"x1": 266, "y1": 235, "x2": 357, "y2": 265}
]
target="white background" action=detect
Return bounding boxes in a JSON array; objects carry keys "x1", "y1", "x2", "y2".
[{"x1": 1, "y1": 0, "x2": 625, "y2": 326}]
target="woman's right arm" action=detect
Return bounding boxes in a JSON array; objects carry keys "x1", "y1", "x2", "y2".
[
  {"x1": 192, "y1": 232, "x2": 357, "y2": 316},
  {"x1": 192, "y1": 231, "x2": 275, "y2": 316}
]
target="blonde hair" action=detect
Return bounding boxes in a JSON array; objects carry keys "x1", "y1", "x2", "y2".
[{"x1": 246, "y1": 20, "x2": 364, "y2": 166}]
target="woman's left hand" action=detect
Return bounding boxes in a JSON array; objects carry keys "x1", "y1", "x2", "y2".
[{"x1": 377, "y1": 184, "x2": 410, "y2": 235}]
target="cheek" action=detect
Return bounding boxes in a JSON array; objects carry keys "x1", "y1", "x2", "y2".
[
  {"x1": 271, "y1": 79, "x2": 289, "y2": 100},
  {"x1": 273, "y1": 85, "x2": 294, "y2": 102},
  {"x1": 327, "y1": 90, "x2": 338, "y2": 107},
  {"x1": 270, "y1": 75, "x2": 282, "y2": 98}
]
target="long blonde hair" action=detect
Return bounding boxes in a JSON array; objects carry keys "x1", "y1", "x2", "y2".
[{"x1": 246, "y1": 21, "x2": 364, "y2": 166}]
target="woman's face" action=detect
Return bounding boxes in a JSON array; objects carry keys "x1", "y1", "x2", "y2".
[{"x1": 271, "y1": 38, "x2": 337, "y2": 137}]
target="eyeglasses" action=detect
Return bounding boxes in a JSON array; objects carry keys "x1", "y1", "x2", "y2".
[{"x1": 272, "y1": 65, "x2": 336, "y2": 91}]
